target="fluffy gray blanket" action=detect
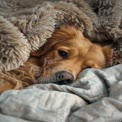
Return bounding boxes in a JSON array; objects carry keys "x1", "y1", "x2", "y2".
[{"x1": 0, "y1": 0, "x2": 122, "y2": 71}]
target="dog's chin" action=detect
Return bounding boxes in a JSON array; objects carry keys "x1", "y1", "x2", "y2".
[{"x1": 36, "y1": 71, "x2": 74, "y2": 85}]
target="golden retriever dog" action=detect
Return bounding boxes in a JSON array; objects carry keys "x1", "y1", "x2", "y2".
[
  {"x1": 0, "y1": 25, "x2": 116, "y2": 93},
  {"x1": 31, "y1": 26, "x2": 107, "y2": 84}
]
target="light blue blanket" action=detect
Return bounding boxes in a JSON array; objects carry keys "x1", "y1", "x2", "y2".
[{"x1": 0, "y1": 64, "x2": 122, "y2": 122}]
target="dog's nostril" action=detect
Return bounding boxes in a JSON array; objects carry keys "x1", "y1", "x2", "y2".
[
  {"x1": 55, "y1": 71, "x2": 74, "y2": 85},
  {"x1": 57, "y1": 74, "x2": 64, "y2": 80},
  {"x1": 56, "y1": 71, "x2": 74, "y2": 81}
]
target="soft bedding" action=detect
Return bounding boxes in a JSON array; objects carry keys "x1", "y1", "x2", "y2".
[
  {"x1": 0, "y1": 0, "x2": 122, "y2": 121},
  {"x1": 0, "y1": 0, "x2": 122, "y2": 71},
  {"x1": 0, "y1": 64, "x2": 122, "y2": 122}
]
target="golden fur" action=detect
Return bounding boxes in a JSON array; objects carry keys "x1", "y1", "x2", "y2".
[{"x1": 0, "y1": 26, "x2": 110, "y2": 93}]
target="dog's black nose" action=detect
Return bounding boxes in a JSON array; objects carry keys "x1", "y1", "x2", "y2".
[{"x1": 54, "y1": 71, "x2": 74, "y2": 85}]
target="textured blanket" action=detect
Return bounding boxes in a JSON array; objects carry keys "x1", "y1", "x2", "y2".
[
  {"x1": 0, "y1": 0, "x2": 122, "y2": 71},
  {"x1": 0, "y1": 1, "x2": 122, "y2": 121},
  {"x1": 0, "y1": 64, "x2": 122, "y2": 122}
]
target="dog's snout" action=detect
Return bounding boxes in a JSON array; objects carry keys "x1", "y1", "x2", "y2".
[{"x1": 55, "y1": 71, "x2": 74, "y2": 85}]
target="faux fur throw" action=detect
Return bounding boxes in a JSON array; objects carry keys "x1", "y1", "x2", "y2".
[{"x1": 0, "y1": 0, "x2": 122, "y2": 71}]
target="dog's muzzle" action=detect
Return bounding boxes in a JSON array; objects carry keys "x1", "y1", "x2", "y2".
[
  {"x1": 54, "y1": 71, "x2": 74, "y2": 85},
  {"x1": 37, "y1": 71, "x2": 74, "y2": 85}
]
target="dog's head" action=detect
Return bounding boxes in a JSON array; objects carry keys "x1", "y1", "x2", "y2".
[{"x1": 31, "y1": 26, "x2": 106, "y2": 85}]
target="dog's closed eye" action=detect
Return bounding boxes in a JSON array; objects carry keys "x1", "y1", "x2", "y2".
[{"x1": 58, "y1": 50, "x2": 69, "y2": 59}]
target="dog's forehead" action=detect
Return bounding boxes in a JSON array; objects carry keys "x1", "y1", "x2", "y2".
[{"x1": 54, "y1": 38, "x2": 85, "y2": 48}]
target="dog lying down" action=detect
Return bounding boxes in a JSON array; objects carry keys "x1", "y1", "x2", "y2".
[{"x1": 0, "y1": 26, "x2": 122, "y2": 93}]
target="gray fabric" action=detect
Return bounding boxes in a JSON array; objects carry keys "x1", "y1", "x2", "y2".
[
  {"x1": 0, "y1": 0, "x2": 96, "y2": 71},
  {"x1": 0, "y1": 64, "x2": 122, "y2": 122}
]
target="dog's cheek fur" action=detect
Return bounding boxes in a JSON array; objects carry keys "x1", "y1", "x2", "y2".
[
  {"x1": 102, "y1": 46, "x2": 111, "y2": 63},
  {"x1": 82, "y1": 44, "x2": 107, "y2": 68}
]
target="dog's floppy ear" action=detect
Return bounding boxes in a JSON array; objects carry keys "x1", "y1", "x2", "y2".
[
  {"x1": 31, "y1": 25, "x2": 81, "y2": 57},
  {"x1": 102, "y1": 45, "x2": 111, "y2": 62},
  {"x1": 31, "y1": 48, "x2": 44, "y2": 57}
]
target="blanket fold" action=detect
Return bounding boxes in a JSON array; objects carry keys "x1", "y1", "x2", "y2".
[{"x1": 0, "y1": 64, "x2": 122, "y2": 122}]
